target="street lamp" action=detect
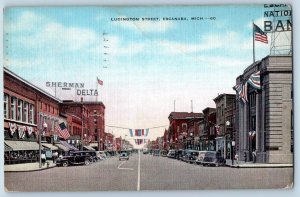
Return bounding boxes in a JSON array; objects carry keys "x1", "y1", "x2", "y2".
[
  {"x1": 190, "y1": 132, "x2": 193, "y2": 149},
  {"x1": 39, "y1": 122, "x2": 47, "y2": 168},
  {"x1": 232, "y1": 141, "x2": 236, "y2": 165}
]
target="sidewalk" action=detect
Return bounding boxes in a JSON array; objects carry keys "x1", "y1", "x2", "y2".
[
  {"x1": 4, "y1": 160, "x2": 56, "y2": 172},
  {"x1": 225, "y1": 159, "x2": 293, "y2": 168}
]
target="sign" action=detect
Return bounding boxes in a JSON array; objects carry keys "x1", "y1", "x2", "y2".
[
  {"x1": 263, "y1": 4, "x2": 292, "y2": 32},
  {"x1": 46, "y1": 81, "x2": 99, "y2": 96}
]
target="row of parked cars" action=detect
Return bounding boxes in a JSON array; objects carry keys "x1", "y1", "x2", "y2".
[
  {"x1": 166, "y1": 149, "x2": 226, "y2": 167},
  {"x1": 56, "y1": 150, "x2": 108, "y2": 167}
]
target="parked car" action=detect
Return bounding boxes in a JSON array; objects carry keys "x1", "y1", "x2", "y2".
[
  {"x1": 167, "y1": 149, "x2": 176, "y2": 158},
  {"x1": 160, "y1": 150, "x2": 168, "y2": 157},
  {"x1": 195, "y1": 151, "x2": 208, "y2": 165},
  {"x1": 96, "y1": 151, "x2": 107, "y2": 160},
  {"x1": 175, "y1": 149, "x2": 185, "y2": 160},
  {"x1": 56, "y1": 151, "x2": 94, "y2": 167},
  {"x1": 152, "y1": 149, "x2": 160, "y2": 156},
  {"x1": 202, "y1": 151, "x2": 226, "y2": 167},
  {"x1": 119, "y1": 152, "x2": 129, "y2": 160},
  {"x1": 182, "y1": 150, "x2": 199, "y2": 163}
]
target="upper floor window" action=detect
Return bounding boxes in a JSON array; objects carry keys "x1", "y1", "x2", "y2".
[
  {"x1": 4, "y1": 94, "x2": 9, "y2": 119},
  {"x1": 10, "y1": 97, "x2": 17, "y2": 120},
  {"x1": 23, "y1": 102, "x2": 29, "y2": 122},
  {"x1": 17, "y1": 99, "x2": 23, "y2": 121},
  {"x1": 29, "y1": 104, "x2": 34, "y2": 124}
]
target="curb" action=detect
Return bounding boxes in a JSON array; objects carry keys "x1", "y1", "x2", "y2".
[
  {"x1": 227, "y1": 164, "x2": 293, "y2": 168},
  {"x1": 5, "y1": 165, "x2": 57, "y2": 173}
]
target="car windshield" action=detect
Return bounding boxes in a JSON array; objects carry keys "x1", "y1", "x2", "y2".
[{"x1": 191, "y1": 152, "x2": 199, "y2": 156}]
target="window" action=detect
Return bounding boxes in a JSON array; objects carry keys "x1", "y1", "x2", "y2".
[
  {"x1": 4, "y1": 94, "x2": 9, "y2": 119},
  {"x1": 10, "y1": 97, "x2": 16, "y2": 120},
  {"x1": 23, "y1": 102, "x2": 28, "y2": 122},
  {"x1": 250, "y1": 93, "x2": 256, "y2": 107},
  {"x1": 251, "y1": 116, "x2": 256, "y2": 131},
  {"x1": 17, "y1": 99, "x2": 23, "y2": 121},
  {"x1": 29, "y1": 104, "x2": 34, "y2": 124}
]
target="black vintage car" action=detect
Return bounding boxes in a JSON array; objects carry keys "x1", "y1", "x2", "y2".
[
  {"x1": 182, "y1": 150, "x2": 199, "y2": 163},
  {"x1": 56, "y1": 151, "x2": 95, "y2": 167},
  {"x1": 202, "y1": 151, "x2": 226, "y2": 167}
]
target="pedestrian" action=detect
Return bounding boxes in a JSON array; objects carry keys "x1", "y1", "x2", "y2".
[
  {"x1": 41, "y1": 152, "x2": 46, "y2": 166},
  {"x1": 52, "y1": 151, "x2": 58, "y2": 163}
]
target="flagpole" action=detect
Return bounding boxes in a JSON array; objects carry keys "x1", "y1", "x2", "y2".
[{"x1": 253, "y1": 21, "x2": 255, "y2": 63}]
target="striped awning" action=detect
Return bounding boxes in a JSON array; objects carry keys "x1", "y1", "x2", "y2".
[
  {"x1": 5, "y1": 140, "x2": 39, "y2": 151},
  {"x1": 5, "y1": 143, "x2": 13, "y2": 152},
  {"x1": 42, "y1": 143, "x2": 59, "y2": 150},
  {"x1": 60, "y1": 141, "x2": 79, "y2": 151},
  {"x1": 55, "y1": 144, "x2": 69, "y2": 152}
]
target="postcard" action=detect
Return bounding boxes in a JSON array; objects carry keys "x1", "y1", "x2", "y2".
[{"x1": 3, "y1": 4, "x2": 293, "y2": 191}]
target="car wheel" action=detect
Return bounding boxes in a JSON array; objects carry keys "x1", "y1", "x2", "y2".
[
  {"x1": 62, "y1": 161, "x2": 68, "y2": 167},
  {"x1": 84, "y1": 159, "x2": 90, "y2": 166}
]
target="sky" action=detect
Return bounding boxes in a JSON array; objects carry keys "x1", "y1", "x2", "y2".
[{"x1": 3, "y1": 5, "x2": 289, "y2": 148}]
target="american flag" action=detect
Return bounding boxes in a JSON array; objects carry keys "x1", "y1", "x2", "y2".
[
  {"x1": 97, "y1": 77, "x2": 103, "y2": 86},
  {"x1": 55, "y1": 122, "x2": 70, "y2": 140},
  {"x1": 253, "y1": 23, "x2": 268, "y2": 44}
]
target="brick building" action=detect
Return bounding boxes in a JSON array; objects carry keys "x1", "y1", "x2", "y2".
[
  {"x1": 167, "y1": 112, "x2": 203, "y2": 150},
  {"x1": 199, "y1": 107, "x2": 216, "y2": 151},
  {"x1": 213, "y1": 94, "x2": 235, "y2": 158}
]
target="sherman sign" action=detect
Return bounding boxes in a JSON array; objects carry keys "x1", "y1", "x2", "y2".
[{"x1": 46, "y1": 81, "x2": 98, "y2": 96}]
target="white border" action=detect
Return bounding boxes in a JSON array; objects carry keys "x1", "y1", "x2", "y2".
[{"x1": 0, "y1": 1, "x2": 298, "y2": 197}]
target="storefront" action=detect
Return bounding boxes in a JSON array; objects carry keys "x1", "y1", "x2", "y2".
[
  {"x1": 4, "y1": 140, "x2": 40, "y2": 165},
  {"x1": 215, "y1": 137, "x2": 225, "y2": 157}
]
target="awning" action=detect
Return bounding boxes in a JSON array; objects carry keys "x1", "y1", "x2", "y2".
[
  {"x1": 83, "y1": 146, "x2": 95, "y2": 151},
  {"x1": 5, "y1": 143, "x2": 13, "y2": 152},
  {"x1": 89, "y1": 143, "x2": 98, "y2": 148},
  {"x1": 55, "y1": 144, "x2": 69, "y2": 152},
  {"x1": 42, "y1": 143, "x2": 59, "y2": 150},
  {"x1": 4, "y1": 140, "x2": 39, "y2": 151},
  {"x1": 60, "y1": 141, "x2": 79, "y2": 151}
]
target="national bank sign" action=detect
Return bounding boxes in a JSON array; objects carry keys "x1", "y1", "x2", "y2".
[{"x1": 46, "y1": 82, "x2": 98, "y2": 96}]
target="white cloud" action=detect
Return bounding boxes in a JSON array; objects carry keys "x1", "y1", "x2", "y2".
[
  {"x1": 5, "y1": 11, "x2": 45, "y2": 33},
  {"x1": 113, "y1": 16, "x2": 174, "y2": 33}
]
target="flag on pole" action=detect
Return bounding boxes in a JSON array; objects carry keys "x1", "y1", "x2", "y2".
[
  {"x1": 247, "y1": 71, "x2": 261, "y2": 90},
  {"x1": 145, "y1": 128, "x2": 149, "y2": 136},
  {"x1": 97, "y1": 77, "x2": 103, "y2": 86},
  {"x1": 253, "y1": 23, "x2": 268, "y2": 44},
  {"x1": 55, "y1": 122, "x2": 70, "y2": 140}
]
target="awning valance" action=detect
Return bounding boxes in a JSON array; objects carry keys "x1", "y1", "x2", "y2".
[
  {"x1": 5, "y1": 140, "x2": 39, "y2": 151},
  {"x1": 42, "y1": 143, "x2": 59, "y2": 150}
]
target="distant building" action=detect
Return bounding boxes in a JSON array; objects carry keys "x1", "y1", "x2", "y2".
[
  {"x1": 199, "y1": 107, "x2": 216, "y2": 151},
  {"x1": 167, "y1": 112, "x2": 203, "y2": 149},
  {"x1": 213, "y1": 94, "x2": 235, "y2": 158}
]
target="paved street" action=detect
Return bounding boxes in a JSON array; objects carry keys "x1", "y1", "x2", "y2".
[{"x1": 4, "y1": 152, "x2": 293, "y2": 191}]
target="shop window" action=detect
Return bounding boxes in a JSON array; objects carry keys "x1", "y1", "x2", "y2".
[
  {"x1": 4, "y1": 94, "x2": 9, "y2": 119},
  {"x1": 10, "y1": 97, "x2": 17, "y2": 120},
  {"x1": 23, "y1": 102, "x2": 29, "y2": 122}
]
